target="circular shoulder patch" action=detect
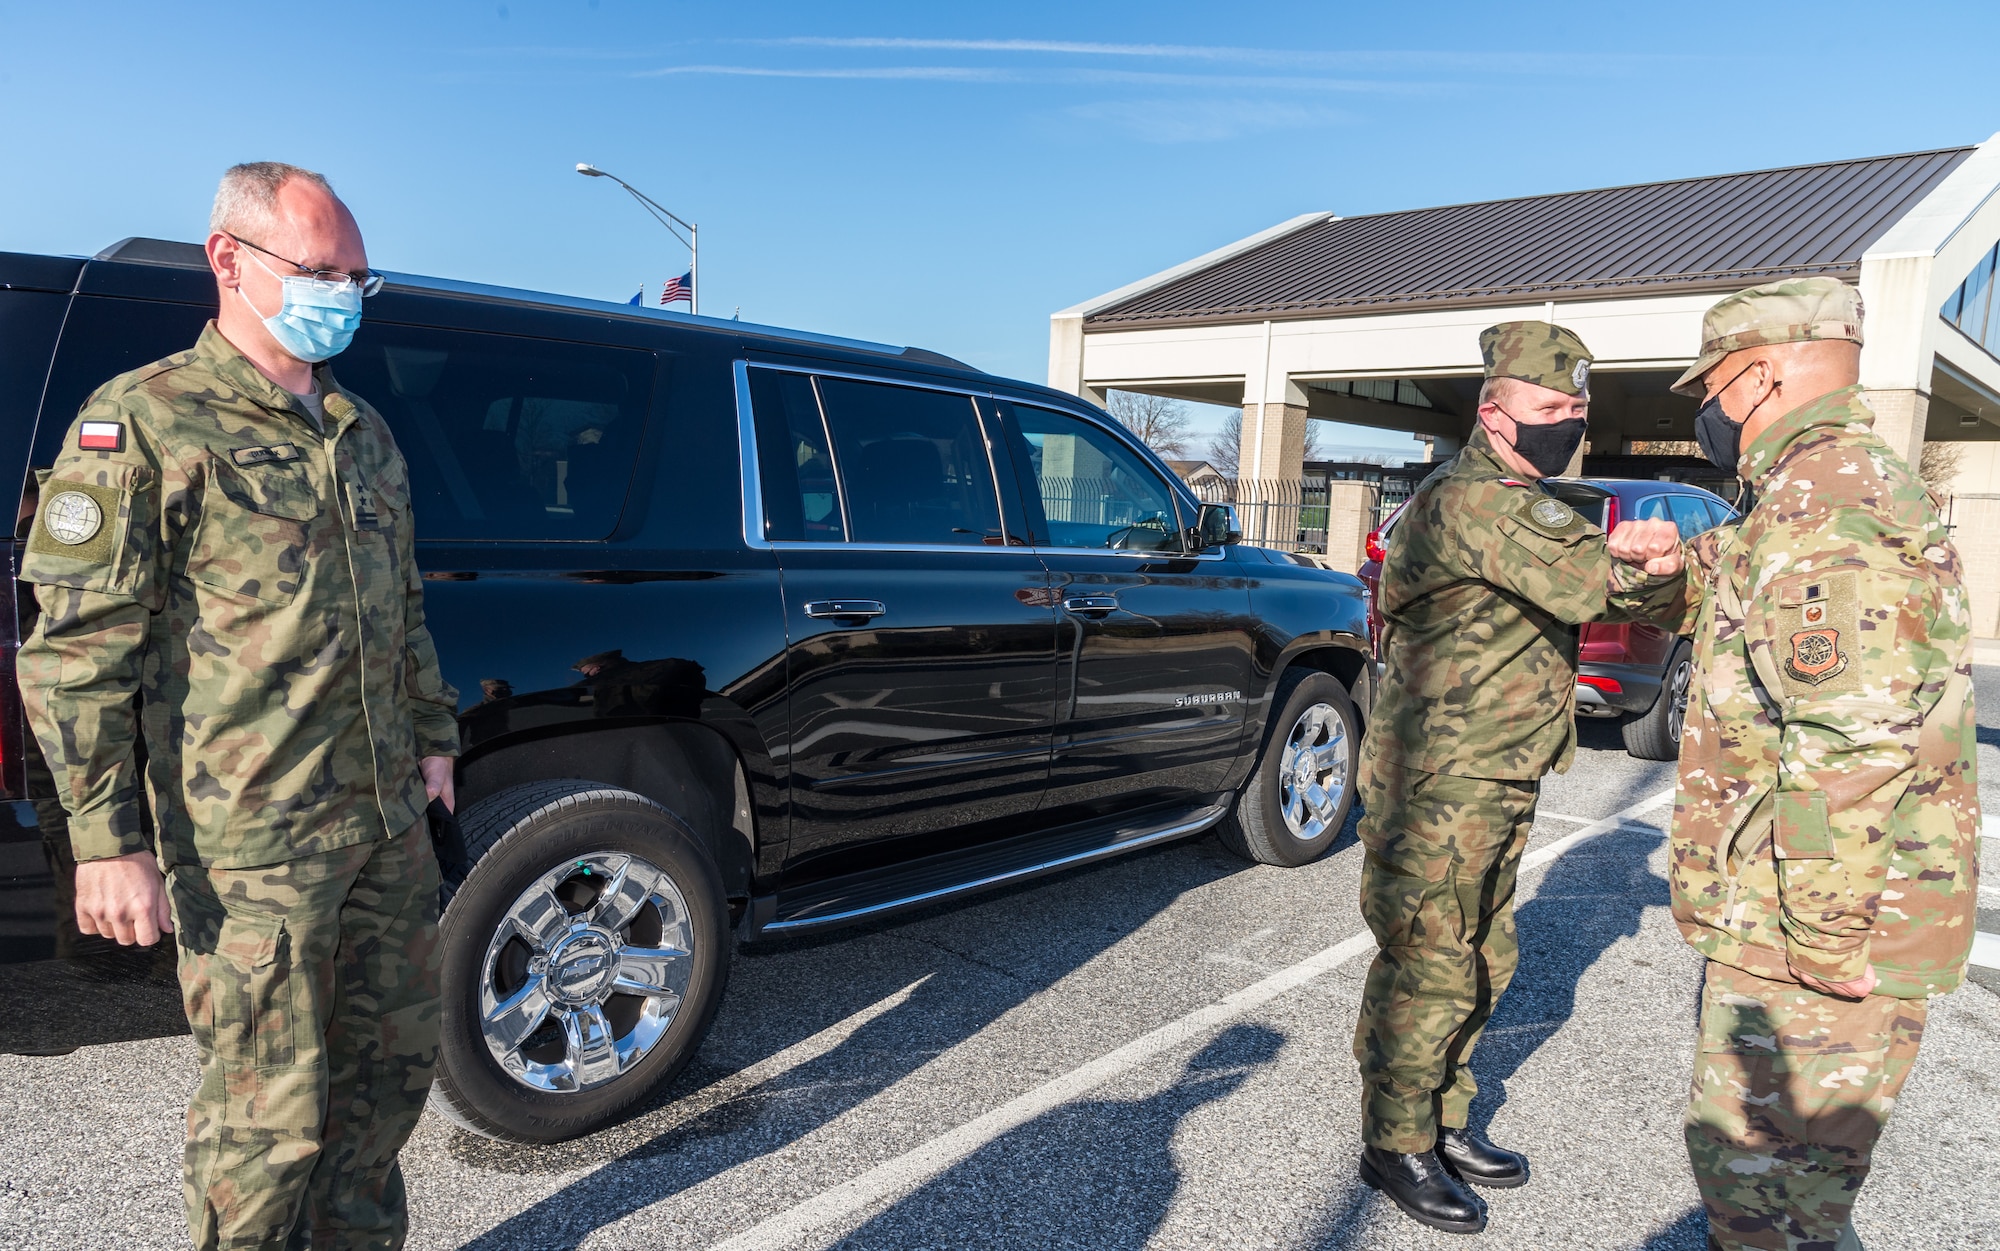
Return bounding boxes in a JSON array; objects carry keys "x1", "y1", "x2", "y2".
[
  {"x1": 1572, "y1": 359, "x2": 1591, "y2": 390},
  {"x1": 44, "y1": 491, "x2": 105, "y2": 545},
  {"x1": 1531, "y1": 497, "x2": 1573, "y2": 528}
]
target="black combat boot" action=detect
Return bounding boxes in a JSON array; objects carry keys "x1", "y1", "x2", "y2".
[
  {"x1": 1357, "y1": 1146, "x2": 1487, "y2": 1234},
  {"x1": 1437, "y1": 1125, "x2": 1530, "y2": 1188}
]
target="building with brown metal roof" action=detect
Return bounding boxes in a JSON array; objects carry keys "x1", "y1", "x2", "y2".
[{"x1": 1050, "y1": 135, "x2": 2000, "y2": 628}]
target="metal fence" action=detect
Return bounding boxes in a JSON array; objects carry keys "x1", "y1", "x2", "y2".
[
  {"x1": 1373, "y1": 477, "x2": 1413, "y2": 530},
  {"x1": 1188, "y1": 478, "x2": 1331, "y2": 554}
]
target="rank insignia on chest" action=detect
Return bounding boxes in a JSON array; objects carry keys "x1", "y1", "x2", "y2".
[
  {"x1": 348, "y1": 479, "x2": 380, "y2": 532},
  {"x1": 1786, "y1": 627, "x2": 1846, "y2": 684}
]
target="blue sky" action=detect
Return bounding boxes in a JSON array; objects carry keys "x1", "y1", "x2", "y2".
[{"x1": 3, "y1": 1, "x2": 1997, "y2": 458}]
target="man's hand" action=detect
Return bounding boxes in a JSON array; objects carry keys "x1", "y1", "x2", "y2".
[
  {"x1": 75, "y1": 851, "x2": 171, "y2": 947},
  {"x1": 1608, "y1": 519, "x2": 1684, "y2": 576},
  {"x1": 1792, "y1": 963, "x2": 1879, "y2": 1000},
  {"x1": 420, "y1": 755, "x2": 456, "y2": 813}
]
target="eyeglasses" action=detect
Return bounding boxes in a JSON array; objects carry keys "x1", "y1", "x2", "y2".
[{"x1": 228, "y1": 233, "x2": 385, "y2": 297}]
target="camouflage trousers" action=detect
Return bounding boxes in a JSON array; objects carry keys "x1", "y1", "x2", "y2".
[
  {"x1": 166, "y1": 821, "x2": 441, "y2": 1251},
  {"x1": 1351, "y1": 755, "x2": 1537, "y2": 1152},
  {"x1": 1686, "y1": 961, "x2": 1927, "y2": 1251}
]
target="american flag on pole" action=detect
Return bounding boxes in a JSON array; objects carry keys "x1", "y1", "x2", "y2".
[{"x1": 659, "y1": 271, "x2": 692, "y2": 306}]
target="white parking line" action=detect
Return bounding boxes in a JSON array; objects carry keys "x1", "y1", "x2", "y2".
[
  {"x1": 628, "y1": 974, "x2": 934, "y2": 1140},
  {"x1": 1973, "y1": 932, "x2": 2000, "y2": 972},
  {"x1": 708, "y1": 789, "x2": 1677, "y2": 1251}
]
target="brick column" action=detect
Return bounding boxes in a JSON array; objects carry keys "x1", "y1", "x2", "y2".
[
  {"x1": 1949, "y1": 493, "x2": 2000, "y2": 638},
  {"x1": 1322, "y1": 481, "x2": 1381, "y2": 575},
  {"x1": 1242, "y1": 402, "x2": 1308, "y2": 481},
  {"x1": 1865, "y1": 387, "x2": 1930, "y2": 470}
]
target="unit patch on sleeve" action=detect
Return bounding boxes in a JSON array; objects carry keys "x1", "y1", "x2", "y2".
[
  {"x1": 1775, "y1": 570, "x2": 1861, "y2": 696},
  {"x1": 77, "y1": 421, "x2": 125, "y2": 453},
  {"x1": 26, "y1": 479, "x2": 122, "y2": 566},
  {"x1": 1517, "y1": 492, "x2": 1587, "y2": 539}
]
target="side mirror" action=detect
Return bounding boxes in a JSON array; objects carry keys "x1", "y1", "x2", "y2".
[{"x1": 1191, "y1": 503, "x2": 1241, "y2": 551}]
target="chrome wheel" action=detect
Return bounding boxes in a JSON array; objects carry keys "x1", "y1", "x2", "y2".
[
  {"x1": 1277, "y1": 701, "x2": 1349, "y2": 842},
  {"x1": 1666, "y1": 656, "x2": 1693, "y2": 744},
  {"x1": 478, "y1": 852, "x2": 694, "y2": 1093}
]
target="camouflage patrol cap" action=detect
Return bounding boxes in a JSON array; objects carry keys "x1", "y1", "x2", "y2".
[
  {"x1": 1670, "y1": 276, "x2": 1864, "y2": 396},
  {"x1": 1479, "y1": 321, "x2": 1593, "y2": 397}
]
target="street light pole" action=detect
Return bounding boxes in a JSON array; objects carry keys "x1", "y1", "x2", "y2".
[{"x1": 576, "y1": 163, "x2": 699, "y2": 315}]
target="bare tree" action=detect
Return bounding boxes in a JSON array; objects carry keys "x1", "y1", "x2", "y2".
[
  {"x1": 1303, "y1": 417, "x2": 1328, "y2": 464},
  {"x1": 1919, "y1": 440, "x2": 1963, "y2": 492},
  {"x1": 1107, "y1": 391, "x2": 1193, "y2": 459},
  {"x1": 1206, "y1": 410, "x2": 1242, "y2": 478}
]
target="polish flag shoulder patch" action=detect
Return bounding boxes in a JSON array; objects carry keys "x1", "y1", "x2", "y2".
[{"x1": 77, "y1": 421, "x2": 125, "y2": 453}]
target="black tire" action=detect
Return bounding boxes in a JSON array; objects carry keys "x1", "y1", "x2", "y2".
[
  {"x1": 429, "y1": 779, "x2": 731, "y2": 1143},
  {"x1": 1621, "y1": 642, "x2": 1693, "y2": 761},
  {"x1": 1218, "y1": 669, "x2": 1360, "y2": 867}
]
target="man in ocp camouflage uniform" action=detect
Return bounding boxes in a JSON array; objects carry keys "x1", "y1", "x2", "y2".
[
  {"x1": 1352, "y1": 321, "x2": 1684, "y2": 1234},
  {"x1": 1642, "y1": 277, "x2": 1977, "y2": 1251},
  {"x1": 20, "y1": 162, "x2": 460, "y2": 1250}
]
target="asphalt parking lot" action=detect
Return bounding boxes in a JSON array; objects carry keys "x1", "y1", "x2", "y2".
[{"x1": 6, "y1": 682, "x2": 1999, "y2": 1251}]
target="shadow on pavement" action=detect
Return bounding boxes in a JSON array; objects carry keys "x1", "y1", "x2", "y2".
[
  {"x1": 1462, "y1": 826, "x2": 1669, "y2": 1137},
  {"x1": 1627, "y1": 1205, "x2": 1708, "y2": 1249},
  {"x1": 822, "y1": 1023, "x2": 1286, "y2": 1250},
  {"x1": 1298, "y1": 1177, "x2": 1386, "y2": 1247},
  {"x1": 448, "y1": 830, "x2": 1266, "y2": 1250}
]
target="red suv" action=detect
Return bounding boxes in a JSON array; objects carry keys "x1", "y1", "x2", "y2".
[{"x1": 1359, "y1": 478, "x2": 1737, "y2": 760}]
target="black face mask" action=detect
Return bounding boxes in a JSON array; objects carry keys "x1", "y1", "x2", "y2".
[
  {"x1": 1492, "y1": 406, "x2": 1587, "y2": 478},
  {"x1": 1693, "y1": 362, "x2": 1772, "y2": 473}
]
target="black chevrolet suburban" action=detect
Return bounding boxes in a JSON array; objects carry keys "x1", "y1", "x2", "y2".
[{"x1": 0, "y1": 239, "x2": 1374, "y2": 1143}]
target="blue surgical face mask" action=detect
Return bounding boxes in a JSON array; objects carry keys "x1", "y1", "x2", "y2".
[{"x1": 237, "y1": 249, "x2": 363, "y2": 363}]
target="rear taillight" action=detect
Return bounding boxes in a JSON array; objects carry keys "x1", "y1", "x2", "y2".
[
  {"x1": 1601, "y1": 494, "x2": 1620, "y2": 531},
  {"x1": 1578, "y1": 675, "x2": 1624, "y2": 694},
  {"x1": 1364, "y1": 530, "x2": 1385, "y2": 563}
]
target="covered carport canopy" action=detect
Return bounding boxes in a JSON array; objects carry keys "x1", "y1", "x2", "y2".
[{"x1": 1051, "y1": 137, "x2": 2000, "y2": 482}]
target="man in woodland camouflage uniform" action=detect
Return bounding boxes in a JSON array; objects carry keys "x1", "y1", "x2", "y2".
[
  {"x1": 1353, "y1": 321, "x2": 1684, "y2": 1234},
  {"x1": 1645, "y1": 277, "x2": 1977, "y2": 1251},
  {"x1": 20, "y1": 162, "x2": 460, "y2": 1250}
]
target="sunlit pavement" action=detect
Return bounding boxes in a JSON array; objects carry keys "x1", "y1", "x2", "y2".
[{"x1": 6, "y1": 685, "x2": 1999, "y2": 1251}]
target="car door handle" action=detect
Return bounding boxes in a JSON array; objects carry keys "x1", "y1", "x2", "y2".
[
  {"x1": 1062, "y1": 596, "x2": 1119, "y2": 617},
  {"x1": 804, "y1": 599, "x2": 887, "y2": 621}
]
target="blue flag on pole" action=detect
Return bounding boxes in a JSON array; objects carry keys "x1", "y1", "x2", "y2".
[{"x1": 627, "y1": 290, "x2": 644, "y2": 306}]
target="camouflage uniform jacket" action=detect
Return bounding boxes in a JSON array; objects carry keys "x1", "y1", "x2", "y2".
[
  {"x1": 1657, "y1": 386, "x2": 1977, "y2": 998},
  {"x1": 19, "y1": 323, "x2": 460, "y2": 870},
  {"x1": 1368, "y1": 426, "x2": 1678, "y2": 780}
]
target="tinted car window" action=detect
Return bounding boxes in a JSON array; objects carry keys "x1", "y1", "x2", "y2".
[
  {"x1": 747, "y1": 368, "x2": 844, "y2": 542},
  {"x1": 1561, "y1": 493, "x2": 1607, "y2": 528},
  {"x1": 33, "y1": 297, "x2": 208, "y2": 467},
  {"x1": 1667, "y1": 493, "x2": 1715, "y2": 539},
  {"x1": 1630, "y1": 493, "x2": 1673, "y2": 523},
  {"x1": 814, "y1": 377, "x2": 1003, "y2": 546},
  {"x1": 1010, "y1": 404, "x2": 1183, "y2": 552},
  {"x1": 335, "y1": 325, "x2": 655, "y2": 540}
]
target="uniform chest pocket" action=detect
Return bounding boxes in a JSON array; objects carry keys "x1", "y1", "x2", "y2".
[
  {"x1": 365, "y1": 471, "x2": 409, "y2": 535},
  {"x1": 187, "y1": 461, "x2": 320, "y2": 604}
]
